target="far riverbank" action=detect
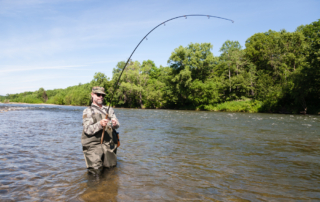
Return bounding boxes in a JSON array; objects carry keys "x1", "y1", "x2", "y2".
[
  {"x1": 1, "y1": 102, "x2": 62, "y2": 106},
  {"x1": 1, "y1": 100, "x2": 318, "y2": 115}
]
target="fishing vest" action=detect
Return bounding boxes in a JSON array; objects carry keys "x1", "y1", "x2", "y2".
[{"x1": 81, "y1": 107, "x2": 115, "y2": 147}]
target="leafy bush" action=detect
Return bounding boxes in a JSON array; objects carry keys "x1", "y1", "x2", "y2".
[{"x1": 204, "y1": 100, "x2": 262, "y2": 113}]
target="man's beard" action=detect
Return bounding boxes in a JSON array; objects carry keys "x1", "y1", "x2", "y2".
[{"x1": 94, "y1": 97, "x2": 103, "y2": 105}]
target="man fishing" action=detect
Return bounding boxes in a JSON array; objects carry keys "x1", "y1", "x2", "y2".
[
  {"x1": 80, "y1": 14, "x2": 232, "y2": 175},
  {"x1": 81, "y1": 86, "x2": 120, "y2": 175}
]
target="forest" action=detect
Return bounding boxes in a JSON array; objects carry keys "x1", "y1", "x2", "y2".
[{"x1": 2, "y1": 19, "x2": 319, "y2": 114}]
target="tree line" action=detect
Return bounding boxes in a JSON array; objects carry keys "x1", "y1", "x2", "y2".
[{"x1": 2, "y1": 19, "x2": 319, "y2": 114}]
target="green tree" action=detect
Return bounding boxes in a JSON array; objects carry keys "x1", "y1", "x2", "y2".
[
  {"x1": 168, "y1": 43, "x2": 216, "y2": 107},
  {"x1": 291, "y1": 19, "x2": 320, "y2": 113},
  {"x1": 218, "y1": 40, "x2": 244, "y2": 99}
]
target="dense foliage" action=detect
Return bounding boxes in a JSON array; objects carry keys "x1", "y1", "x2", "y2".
[{"x1": 2, "y1": 19, "x2": 319, "y2": 114}]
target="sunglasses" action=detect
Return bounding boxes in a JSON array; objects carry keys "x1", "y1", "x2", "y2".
[{"x1": 95, "y1": 93, "x2": 105, "y2": 97}]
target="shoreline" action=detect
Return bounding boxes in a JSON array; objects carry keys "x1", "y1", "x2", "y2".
[
  {"x1": 1, "y1": 102, "x2": 317, "y2": 115},
  {"x1": 0, "y1": 102, "x2": 79, "y2": 107}
]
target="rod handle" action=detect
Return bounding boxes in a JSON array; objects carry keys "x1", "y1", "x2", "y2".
[{"x1": 100, "y1": 114, "x2": 108, "y2": 144}]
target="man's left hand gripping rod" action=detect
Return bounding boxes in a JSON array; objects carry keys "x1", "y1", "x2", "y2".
[{"x1": 101, "y1": 114, "x2": 108, "y2": 144}]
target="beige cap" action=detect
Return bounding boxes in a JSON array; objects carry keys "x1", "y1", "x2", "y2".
[{"x1": 92, "y1": 86, "x2": 106, "y2": 95}]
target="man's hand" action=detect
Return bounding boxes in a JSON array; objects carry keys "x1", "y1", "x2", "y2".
[
  {"x1": 100, "y1": 119, "x2": 109, "y2": 127},
  {"x1": 111, "y1": 119, "x2": 117, "y2": 126}
]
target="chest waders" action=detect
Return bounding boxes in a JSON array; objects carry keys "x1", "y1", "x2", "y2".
[{"x1": 81, "y1": 108, "x2": 118, "y2": 173}]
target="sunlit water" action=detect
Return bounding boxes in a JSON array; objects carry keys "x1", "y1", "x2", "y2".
[{"x1": 0, "y1": 103, "x2": 319, "y2": 201}]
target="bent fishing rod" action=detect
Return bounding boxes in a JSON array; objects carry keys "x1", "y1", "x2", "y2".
[{"x1": 101, "y1": 14, "x2": 234, "y2": 143}]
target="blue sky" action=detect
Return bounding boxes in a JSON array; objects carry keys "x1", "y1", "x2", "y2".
[{"x1": 0, "y1": 0, "x2": 319, "y2": 95}]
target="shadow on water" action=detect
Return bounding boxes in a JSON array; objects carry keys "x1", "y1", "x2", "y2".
[{"x1": 70, "y1": 167, "x2": 119, "y2": 202}]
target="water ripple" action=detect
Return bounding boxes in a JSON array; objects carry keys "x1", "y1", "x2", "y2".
[{"x1": 0, "y1": 104, "x2": 319, "y2": 201}]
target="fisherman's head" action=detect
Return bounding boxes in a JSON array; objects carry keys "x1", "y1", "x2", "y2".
[{"x1": 91, "y1": 86, "x2": 106, "y2": 105}]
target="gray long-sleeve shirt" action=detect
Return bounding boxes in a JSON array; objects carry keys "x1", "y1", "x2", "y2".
[{"x1": 82, "y1": 104, "x2": 120, "y2": 135}]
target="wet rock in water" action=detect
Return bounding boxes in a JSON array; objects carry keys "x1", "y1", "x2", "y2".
[
  {"x1": 0, "y1": 189, "x2": 8, "y2": 194},
  {"x1": 0, "y1": 107, "x2": 28, "y2": 112}
]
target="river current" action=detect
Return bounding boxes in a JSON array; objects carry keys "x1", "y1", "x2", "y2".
[{"x1": 0, "y1": 103, "x2": 319, "y2": 201}]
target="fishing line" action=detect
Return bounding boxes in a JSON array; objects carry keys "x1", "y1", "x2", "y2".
[
  {"x1": 99, "y1": 14, "x2": 234, "y2": 166},
  {"x1": 106, "y1": 14, "x2": 234, "y2": 113}
]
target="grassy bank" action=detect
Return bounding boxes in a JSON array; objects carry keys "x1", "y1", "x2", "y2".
[
  {"x1": 1, "y1": 98, "x2": 263, "y2": 113},
  {"x1": 203, "y1": 100, "x2": 263, "y2": 113},
  {"x1": 2, "y1": 100, "x2": 319, "y2": 115}
]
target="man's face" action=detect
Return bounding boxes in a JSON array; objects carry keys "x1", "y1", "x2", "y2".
[{"x1": 92, "y1": 93, "x2": 104, "y2": 105}]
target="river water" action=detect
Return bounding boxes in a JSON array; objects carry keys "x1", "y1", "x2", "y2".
[{"x1": 0, "y1": 103, "x2": 319, "y2": 201}]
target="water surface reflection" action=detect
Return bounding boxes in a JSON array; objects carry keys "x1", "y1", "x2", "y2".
[{"x1": 0, "y1": 104, "x2": 319, "y2": 201}]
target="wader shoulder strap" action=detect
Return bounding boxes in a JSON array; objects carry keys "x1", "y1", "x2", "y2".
[
  {"x1": 90, "y1": 106, "x2": 95, "y2": 116},
  {"x1": 91, "y1": 105, "x2": 107, "y2": 116}
]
